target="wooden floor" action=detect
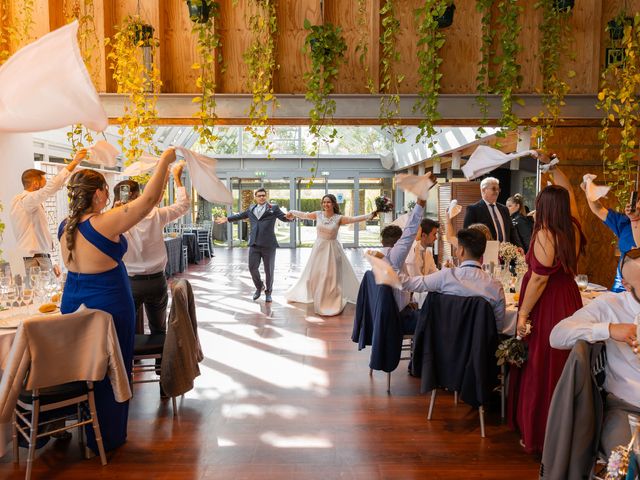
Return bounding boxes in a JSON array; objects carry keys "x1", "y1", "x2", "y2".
[{"x1": 0, "y1": 248, "x2": 541, "y2": 479}]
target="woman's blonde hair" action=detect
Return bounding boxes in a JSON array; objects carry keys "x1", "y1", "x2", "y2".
[
  {"x1": 468, "y1": 223, "x2": 492, "y2": 241},
  {"x1": 507, "y1": 193, "x2": 526, "y2": 216}
]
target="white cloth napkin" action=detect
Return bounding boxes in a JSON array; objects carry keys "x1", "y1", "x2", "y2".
[
  {"x1": 539, "y1": 157, "x2": 560, "y2": 173},
  {"x1": 174, "y1": 147, "x2": 233, "y2": 205},
  {"x1": 0, "y1": 21, "x2": 107, "y2": 133},
  {"x1": 390, "y1": 213, "x2": 409, "y2": 229},
  {"x1": 462, "y1": 146, "x2": 536, "y2": 180},
  {"x1": 87, "y1": 140, "x2": 119, "y2": 168},
  {"x1": 448, "y1": 199, "x2": 462, "y2": 219},
  {"x1": 365, "y1": 253, "x2": 402, "y2": 289},
  {"x1": 582, "y1": 174, "x2": 610, "y2": 202},
  {"x1": 395, "y1": 173, "x2": 436, "y2": 200},
  {"x1": 121, "y1": 154, "x2": 159, "y2": 176}
]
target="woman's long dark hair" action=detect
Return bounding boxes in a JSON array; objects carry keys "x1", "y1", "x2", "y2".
[
  {"x1": 532, "y1": 185, "x2": 585, "y2": 275},
  {"x1": 65, "y1": 169, "x2": 107, "y2": 262},
  {"x1": 322, "y1": 194, "x2": 340, "y2": 214}
]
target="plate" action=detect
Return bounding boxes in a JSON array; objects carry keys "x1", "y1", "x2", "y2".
[
  {"x1": 586, "y1": 283, "x2": 608, "y2": 292},
  {"x1": 0, "y1": 316, "x2": 22, "y2": 329}
]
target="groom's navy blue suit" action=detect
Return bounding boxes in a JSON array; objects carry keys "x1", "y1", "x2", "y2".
[{"x1": 227, "y1": 203, "x2": 290, "y2": 294}]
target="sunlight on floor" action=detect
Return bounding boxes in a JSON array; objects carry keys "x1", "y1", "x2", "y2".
[
  {"x1": 221, "y1": 403, "x2": 309, "y2": 420},
  {"x1": 260, "y1": 431, "x2": 333, "y2": 448}
]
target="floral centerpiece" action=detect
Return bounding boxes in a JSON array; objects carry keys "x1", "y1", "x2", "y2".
[
  {"x1": 499, "y1": 241, "x2": 528, "y2": 278},
  {"x1": 374, "y1": 195, "x2": 394, "y2": 213}
]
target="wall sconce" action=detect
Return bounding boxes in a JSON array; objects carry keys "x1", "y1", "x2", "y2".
[
  {"x1": 432, "y1": 159, "x2": 441, "y2": 174},
  {"x1": 451, "y1": 151, "x2": 461, "y2": 170}
]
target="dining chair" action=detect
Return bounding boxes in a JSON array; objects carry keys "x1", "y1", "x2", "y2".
[{"x1": 0, "y1": 307, "x2": 131, "y2": 480}]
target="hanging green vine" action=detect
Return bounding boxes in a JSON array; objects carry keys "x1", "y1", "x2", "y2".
[
  {"x1": 302, "y1": 19, "x2": 347, "y2": 158},
  {"x1": 189, "y1": 0, "x2": 223, "y2": 150},
  {"x1": 243, "y1": 0, "x2": 279, "y2": 156},
  {"x1": 494, "y1": 0, "x2": 523, "y2": 137},
  {"x1": 0, "y1": 0, "x2": 35, "y2": 66},
  {"x1": 106, "y1": 16, "x2": 162, "y2": 168},
  {"x1": 355, "y1": 0, "x2": 375, "y2": 94},
  {"x1": 379, "y1": 0, "x2": 405, "y2": 144},
  {"x1": 65, "y1": 0, "x2": 100, "y2": 156},
  {"x1": 413, "y1": 0, "x2": 448, "y2": 147},
  {"x1": 532, "y1": 0, "x2": 575, "y2": 149},
  {"x1": 597, "y1": 14, "x2": 640, "y2": 209},
  {"x1": 475, "y1": 0, "x2": 494, "y2": 137}
]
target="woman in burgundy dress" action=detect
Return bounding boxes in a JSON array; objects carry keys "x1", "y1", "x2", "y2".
[{"x1": 507, "y1": 154, "x2": 586, "y2": 454}]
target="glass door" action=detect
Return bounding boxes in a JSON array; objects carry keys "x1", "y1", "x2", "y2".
[
  {"x1": 262, "y1": 178, "x2": 293, "y2": 247},
  {"x1": 357, "y1": 178, "x2": 392, "y2": 247}
]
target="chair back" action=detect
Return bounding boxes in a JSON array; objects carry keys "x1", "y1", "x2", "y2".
[
  {"x1": 0, "y1": 306, "x2": 131, "y2": 421},
  {"x1": 161, "y1": 280, "x2": 203, "y2": 397},
  {"x1": 412, "y1": 292, "x2": 498, "y2": 407}
]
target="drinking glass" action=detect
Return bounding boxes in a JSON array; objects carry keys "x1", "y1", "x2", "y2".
[
  {"x1": 575, "y1": 274, "x2": 588, "y2": 292},
  {"x1": 28, "y1": 266, "x2": 40, "y2": 289},
  {"x1": 21, "y1": 288, "x2": 33, "y2": 306},
  {"x1": 5, "y1": 286, "x2": 17, "y2": 308}
]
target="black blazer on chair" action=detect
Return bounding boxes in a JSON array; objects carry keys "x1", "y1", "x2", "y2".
[
  {"x1": 411, "y1": 292, "x2": 499, "y2": 408},
  {"x1": 227, "y1": 203, "x2": 290, "y2": 248},
  {"x1": 463, "y1": 200, "x2": 522, "y2": 247}
]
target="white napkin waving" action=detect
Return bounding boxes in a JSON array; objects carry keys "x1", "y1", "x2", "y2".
[
  {"x1": 539, "y1": 157, "x2": 560, "y2": 173},
  {"x1": 390, "y1": 213, "x2": 409, "y2": 229},
  {"x1": 174, "y1": 146, "x2": 233, "y2": 205},
  {"x1": 448, "y1": 199, "x2": 462, "y2": 219},
  {"x1": 122, "y1": 154, "x2": 159, "y2": 176},
  {"x1": 87, "y1": 140, "x2": 119, "y2": 168},
  {"x1": 0, "y1": 21, "x2": 107, "y2": 133},
  {"x1": 582, "y1": 174, "x2": 610, "y2": 202},
  {"x1": 395, "y1": 173, "x2": 436, "y2": 200},
  {"x1": 462, "y1": 145, "x2": 536, "y2": 180},
  {"x1": 365, "y1": 253, "x2": 402, "y2": 289}
]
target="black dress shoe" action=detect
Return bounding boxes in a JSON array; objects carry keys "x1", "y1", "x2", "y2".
[
  {"x1": 265, "y1": 294, "x2": 273, "y2": 303},
  {"x1": 253, "y1": 289, "x2": 262, "y2": 301}
]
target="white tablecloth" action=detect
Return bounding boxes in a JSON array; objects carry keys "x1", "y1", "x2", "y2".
[{"x1": 503, "y1": 287, "x2": 607, "y2": 336}]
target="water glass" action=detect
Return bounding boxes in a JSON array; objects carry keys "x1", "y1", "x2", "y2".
[
  {"x1": 629, "y1": 414, "x2": 640, "y2": 454},
  {"x1": 575, "y1": 274, "x2": 588, "y2": 292},
  {"x1": 5, "y1": 286, "x2": 17, "y2": 308}
]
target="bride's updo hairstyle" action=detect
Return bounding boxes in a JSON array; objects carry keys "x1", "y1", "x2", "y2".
[
  {"x1": 322, "y1": 194, "x2": 340, "y2": 214},
  {"x1": 65, "y1": 169, "x2": 107, "y2": 261}
]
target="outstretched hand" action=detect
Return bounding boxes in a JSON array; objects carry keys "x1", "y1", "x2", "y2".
[
  {"x1": 215, "y1": 217, "x2": 228, "y2": 224},
  {"x1": 370, "y1": 211, "x2": 378, "y2": 219},
  {"x1": 285, "y1": 212, "x2": 295, "y2": 220}
]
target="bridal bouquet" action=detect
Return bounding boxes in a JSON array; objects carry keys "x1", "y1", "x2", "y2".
[
  {"x1": 374, "y1": 195, "x2": 393, "y2": 213},
  {"x1": 496, "y1": 336, "x2": 528, "y2": 368},
  {"x1": 499, "y1": 242, "x2": 527, "y2": 277}
]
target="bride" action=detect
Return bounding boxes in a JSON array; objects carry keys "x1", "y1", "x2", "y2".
[{"x1": 285, "y1": 194, "x2": 376, "y2": 316}]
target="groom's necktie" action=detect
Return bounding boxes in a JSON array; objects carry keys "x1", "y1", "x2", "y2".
[
  {"x1": 489, "y1": 204, "x2": 504, "y2": 242},
  {"x1": 255, "y1": 205, "x2": 265, "y2": 219}
]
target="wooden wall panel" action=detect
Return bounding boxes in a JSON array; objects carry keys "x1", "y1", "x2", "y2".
[
  {"x1": 565, "y1": 0, "x2": 601, "y2": 93},
  {"x1": 516, "y1": 0, "x2": 542, "y2": 93},
  {"x1": 274, "y1": 0, "x2": 320, "y2": 94},
  {"x1": 218, "y1": 0, "x2": 250, "y2": 93},
  {"x1": 325, "y1": 0, "x2": 378, "y2": 94},
  {"x1": 395, "y1": 0, "x2": 420, "y2": 94},
  {"x1": 158, "y1": 0, "x2": 198, "y2": 93}
]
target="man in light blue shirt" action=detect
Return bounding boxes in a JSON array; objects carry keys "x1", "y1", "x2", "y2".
[{"x1": 401, "y1": 228, "x2": 506, "y2": 332}]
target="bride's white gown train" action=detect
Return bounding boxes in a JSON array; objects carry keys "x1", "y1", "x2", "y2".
[{"x1": 286, "y1": 211, "x2": 370, "y2": 316}]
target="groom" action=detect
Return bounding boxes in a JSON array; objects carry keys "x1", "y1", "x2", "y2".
[{"x1": 216, "y1": 188, "x2": 291, "y2": 302}]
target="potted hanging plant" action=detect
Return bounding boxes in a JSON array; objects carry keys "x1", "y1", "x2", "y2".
[
  {"x1": 435, "y1": 2, "x2": 455, "y2": 29},
  {"x1": 553, "y1": 0, "x2": 574, "y2": 13},
  {"x1": 379, "y1": 0, "x2": 405, "y2": 144},
  {"x1": 608, "y1": 12, "x2": 634, "y2": 41},
  {"x1": 475, "y1": 0, "x2": 494, "y2": 136},
  {"x1": 187, "y1": 0, "x2": 212, "y2": 23},
  {"x1": 106, "y1": 15, "x2": 162, "y2": 173},
  {"x1": 302, "y1": 19, "x2": 347, "y2": 158}
]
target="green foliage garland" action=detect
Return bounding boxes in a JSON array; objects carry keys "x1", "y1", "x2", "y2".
[
  {"x1": 189, "y1": 0, "x2": 223, "y2": 150},
  {"x1": 379, "y1": 0, "x2": 405, "y2": 144},
  {"x1": 0, "y1": 0, "x2": 35, "y2": 66},
  {"x1": 597, "y1": 14, "x2": 640, "y2": 209},
  {"x1": 355, "y1": 0, "x2": 375, "y2": 94},
  {"x1": 303, "y1": 19, "x2": 347, "y2": 159},
  {"x1": 475, "y1": 0, "x2": 494, "y2": 136},
  {"x1": 413, "y1": 0, "x2": 448, "y2": 147}
]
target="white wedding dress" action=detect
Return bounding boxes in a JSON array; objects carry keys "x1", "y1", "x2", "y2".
[{"x1": 286, "y1": 210, "x2": 371, "y2": 316}]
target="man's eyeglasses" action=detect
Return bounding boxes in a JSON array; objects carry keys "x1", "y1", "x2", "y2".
[{"x1": 255, "y1": 194, "x2": 267, "y2": 198}]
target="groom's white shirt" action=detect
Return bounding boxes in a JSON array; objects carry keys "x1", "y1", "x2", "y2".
[{"x1": 379, "y1": 204, "x2": 424, "y2": 310}]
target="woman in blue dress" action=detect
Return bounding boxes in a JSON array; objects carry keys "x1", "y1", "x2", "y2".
[
  {"x1": 581, "y1": 183, "x2": 639, "y2": 292},
  {"x1": 58, "y1": 147, "x2": 177, "y2": 453}
]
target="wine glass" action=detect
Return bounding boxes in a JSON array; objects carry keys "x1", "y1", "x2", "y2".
[
  {"x1": 575, "y1": 274, "x2": 588, "y2": 292},
  {"x1": 28, "y1": 266, "x2": 40, "y2": 290},
  {"x1": 6, "y1": 286, "x2": 17, "y2": 308}
]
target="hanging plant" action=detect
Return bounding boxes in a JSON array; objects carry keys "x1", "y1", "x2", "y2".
[
  {"x1": 532, "y1": 0, "x2": 575, "y2": 149},
  {"x1": 475, "y1": 0, "x2": 494, "y2": 137},
  {"x1": 355, "y1": 0, "x2": 375, "y2": 94},
  {"x1": 413, "y1": 0, "x2": 448, "y2": 148},
  {"x1": 608, "y1": 12, "x2": 633, "y2": 42},
  {"x1": 494, "y1": 0, "x2": 524, "y2": 138},
  {"x1": 379, "y1": 0, "x2": 405, "y2": 144},
  {"x1": 0, "y1": 0, "x2": 34, "y2": 66},
  {"x1": 597, "y1": 14, "x2": 640, "y2": 209},
  {"x1": 242, "y1": 0, "x2": 279, "y2": 156},
  {"x1": 64, "y1": 0, "x2": 101, "y2": 156},
  {"x1": 435, "y1": 2, "x2": 455, "y2": 29},
  {"x1": 106, "y1": 15, "x2": 162, "y2": 169},
  {"x1": 188, "y1": 0, "x2": 223, "y2": 150},
  {"x1": 302, "y1": 19, "x2": 347, "y2": 158}
]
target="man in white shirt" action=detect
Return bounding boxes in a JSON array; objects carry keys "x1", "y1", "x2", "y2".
[
  {"x1": 401, "y1": 228, "x2": 506, "y2": 332},
  {"x1": 406, "y1": 218, "x2": 439, "y2": 277},
  {"x1": 10, "y1": 149, "x2": 86, "y2": 277},
  {"x1": 550, "y1": 247, "x2": 640, "y2": 456},
  {"x1": 115, "y1": 162, "x2": 190, "y2": 334}
]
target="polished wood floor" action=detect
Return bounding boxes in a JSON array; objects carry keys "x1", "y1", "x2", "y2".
[{"x1": 0, "y1": 248, "x2": 541, "y2": 479}]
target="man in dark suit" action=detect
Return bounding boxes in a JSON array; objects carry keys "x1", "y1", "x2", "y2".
[
  {"x1": 463, "y1": 176, "x2": 522, "y2": 247},
  {"x1": 216, "y1": 187, "x2": 291, "y2": 302}
]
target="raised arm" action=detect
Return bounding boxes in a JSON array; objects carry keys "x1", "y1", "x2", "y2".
[
  {"x1": 92, "y1": 148, "x2": 177, "y2": 238},
  {"x1": 579, "y1": 182, "x2": 608, "y2": 221},
  {"x1": 272, "y1": 205, "x2": 292, "y2": 222},
  {"x1": 536, "y1": 151, "x2": 580, "y2": 221},
  {"x1": 445, "y1": 210, "x2": 459, "y2": 249},
  {"x1": 340, "y1": 212, "x2": 376, "y2": 225},
  {"x1": 288, "y1": 210, "x2": 317, "y2": 221},
  {"x1": 157, "y1": 162, "x2": 190, "y2": 225}
]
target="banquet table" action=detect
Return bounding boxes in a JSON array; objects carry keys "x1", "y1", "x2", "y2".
[
  {"x1": 164, "y1": 236, "x2": 184, "y2": 277},
  {"x1": 182, "y1": 232, "x2": 202, "y2": 264},
  {"x1": 503, "y1": 284, "x2": 608, "y2": 336}
]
